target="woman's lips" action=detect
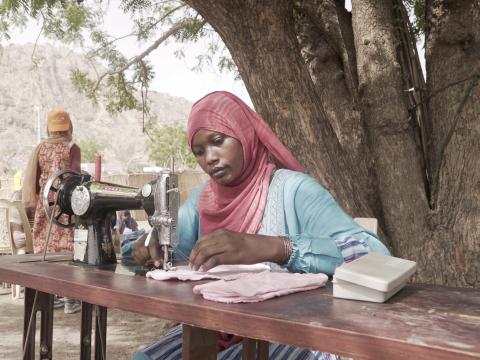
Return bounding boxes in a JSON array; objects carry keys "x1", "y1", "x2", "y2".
[{"x1": 211, "y1": 167, "x2": 227, "y2": 179}]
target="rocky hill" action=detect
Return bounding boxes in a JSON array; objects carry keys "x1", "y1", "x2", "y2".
[{"x1": 0, "y1": 43, "x2": 192, "y2": 176}]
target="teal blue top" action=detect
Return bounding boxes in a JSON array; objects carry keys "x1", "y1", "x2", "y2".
[{"x1": 177, "y1": 169, "x2": 390, "y2": 275}]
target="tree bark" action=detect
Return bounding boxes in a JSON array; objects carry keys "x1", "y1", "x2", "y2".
[
  {"x1": 293, "y1": 1, "x2": 382, "y2": 217},
  {"x1": 351, "y1": 0, "x2": 430, "y2": 275},
  {"x1": 424, "y1": 0, "x2": 480, "y2": 286}
]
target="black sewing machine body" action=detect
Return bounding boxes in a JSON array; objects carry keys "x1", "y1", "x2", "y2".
[{"x1": 43, "y1": 170, "x2": 178, "y2": 267}]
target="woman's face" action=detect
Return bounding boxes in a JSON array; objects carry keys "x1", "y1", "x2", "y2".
[{"x1": 191, "y1": 129, "x2": 244, "y2": 186}]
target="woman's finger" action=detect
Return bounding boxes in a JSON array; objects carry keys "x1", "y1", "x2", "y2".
[
  {"x1": 189, "y1": 232, "x2": 220, "y2": 266},
  {"x1": 191, "y1": 241, "x2": 225, "y2": 271}
]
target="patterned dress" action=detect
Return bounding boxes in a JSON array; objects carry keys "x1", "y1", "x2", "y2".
[{"x1": 33, "y1": 141, "x2": 75, "y2": 253}]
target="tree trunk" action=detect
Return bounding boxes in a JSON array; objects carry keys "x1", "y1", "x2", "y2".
[
  {"x1": 185, "y1": 0, "x2": 480, "y2": 287},
  {"x1": 351, "y1": 0, "x2": 430, "y2": 274},
  {"x1": 423, "y1": 0, "x2": 480, "y2": 286},
  {"x1": 294, "y1": 1, "x2": 383, "y2": 219}
]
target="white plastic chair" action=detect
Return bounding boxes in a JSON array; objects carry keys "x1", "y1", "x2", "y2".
[{"x1": 0, "y1": 199, "x2": 33, "y2": 298}]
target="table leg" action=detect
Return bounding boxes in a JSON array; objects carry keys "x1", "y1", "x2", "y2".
[
  {"x1": 242, "y1": 338, "x2": 269, "y2": 360},
  {"x1": 23, "y1": 288, "x2": 36, "y2": 360},
  {"x1": 23, "y1": 288, "x2": 53, "y2": 360},
  {"x1": 80, "y1": 302, "x2": 107, "y2": 360},
  {"x1": 182, "y1": 324, "x2": 217, "y2": 360},
  {"x1": 38, "y1": 293, "x2": 53, "y2": 359},
  {"x1": 257, "y1": 340, "x2": 269, "y2": 360},
  {"x1": 95, "y1": 305, "x2": 107, "y2": 360},
  {"x1": 81, "y1": 302, "x2": 93, "y2": 360},
  {"x1": 242, "y1": 338, "x2": 257, "y2": 359}
]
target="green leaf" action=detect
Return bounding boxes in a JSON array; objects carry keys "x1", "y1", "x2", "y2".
[{"x1": 146, "y1": 123, "x2": 196, "y2": 169}]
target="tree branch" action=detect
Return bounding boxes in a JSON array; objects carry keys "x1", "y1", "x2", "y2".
[
  {"x1": 31, "y1": 12, "x2": 45, "y2": 64},
  {"x1": 409, "y1": 73, "x2": 480, "y2": 111},
  {"x1": 92, "y1": 21, "x2": 189, "y2": 92},
  {"x1": 87, "y1": 4, "x2": 187, "y2": 59}
]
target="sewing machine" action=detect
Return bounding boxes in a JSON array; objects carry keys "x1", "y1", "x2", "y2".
[{"x1": 42, "y1": 169, "x2": 179, "y2": 269}]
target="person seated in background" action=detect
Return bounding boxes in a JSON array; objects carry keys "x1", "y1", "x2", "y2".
[
  {"x1": 118, "y1": 210, "x2": 144, "y2": 258},
  {"x1": 119, "y1": 210, "x2": 139, "y2": 235}
]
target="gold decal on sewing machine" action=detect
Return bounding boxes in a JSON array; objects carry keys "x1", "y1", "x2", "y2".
[{"x1": 89, "y1": 183, "x2": 139, "y2": 197}]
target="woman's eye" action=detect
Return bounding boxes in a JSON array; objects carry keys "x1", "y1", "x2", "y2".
[
  {"x1": 213, "y1": 136, "x2": 224, "y2": 145},
  {"x1": 193, "y1": 149, "x2": 203, "y2": 157}
]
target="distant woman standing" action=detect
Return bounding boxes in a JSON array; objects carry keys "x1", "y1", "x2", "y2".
[{"x1": 22, "y1": 108, "x2": 81, "y2": 254}]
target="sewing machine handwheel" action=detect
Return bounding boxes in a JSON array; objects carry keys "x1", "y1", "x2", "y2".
[{"x1": 43, "y1": 169, "x2": 77, "y2": 228}]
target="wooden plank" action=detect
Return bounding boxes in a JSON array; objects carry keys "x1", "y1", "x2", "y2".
[{"x1": 2, "y1": 254, "x2": 479, "y2": 360}]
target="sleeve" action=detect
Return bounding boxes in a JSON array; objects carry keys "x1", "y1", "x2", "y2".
[
  {"x1": 283, "y1": 173, "x2": 390, "y2": 275},
  {"x1": 174, "y1": 184, "x2": 205, "y2": 259},
  {"x1": 69, "y1": 144, "x2": 81, "y2": 173}
]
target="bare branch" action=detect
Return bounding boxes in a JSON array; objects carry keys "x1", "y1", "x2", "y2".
[
  {"x1": 31, "y1": 13, "x2": 45, "y2": 64},
  {"x1": 92, "y1": 20, "x2": 189, "y2": 92},
  {"x1": 87, "y1": 4, "x2": 187, "y2": 58},
  {"x1": 409, "y1": 73, "x2": 480, "y2": 111}
]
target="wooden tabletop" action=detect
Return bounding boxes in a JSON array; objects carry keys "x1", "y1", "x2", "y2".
[{"x1": 0, "y1": 253, "x2": 479, "y2": 360}]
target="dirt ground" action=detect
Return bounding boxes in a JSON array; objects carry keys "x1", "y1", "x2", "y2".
[{"x1": 0, "y1": 287, "x2": 175, "y2": 359}]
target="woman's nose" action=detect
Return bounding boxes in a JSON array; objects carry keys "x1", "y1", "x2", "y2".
[{"x1": 205, "y1": 147, "x2": 219, "y2": 165}]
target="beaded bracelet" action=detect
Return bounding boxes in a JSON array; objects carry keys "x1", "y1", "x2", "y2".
[{"x1": 281, "y1": 236, "x2": 293, "y2": 264}]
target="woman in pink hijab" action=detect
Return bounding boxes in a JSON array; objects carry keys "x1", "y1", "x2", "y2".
[
  {"x1": 133, "y1": 91, "x2": 389, "y2": 360},
  {"x1": 186, "y1": 90, "x2": 304, "y2": 271}
]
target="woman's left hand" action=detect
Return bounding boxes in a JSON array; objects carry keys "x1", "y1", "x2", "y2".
[{"x1": 189, "y1": 229, "x2": 283, "y2": 271}]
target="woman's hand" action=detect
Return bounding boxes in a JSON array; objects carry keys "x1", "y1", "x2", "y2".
[
  {"x1": 131, "y1": 233, "x2": 150, "y2": 265},
  {"x1": 131, "y1": 230, "x2": 165, "y2": 268},
  {"x1": 189, "y1": 229, "x2": 285, "y2": 271}
]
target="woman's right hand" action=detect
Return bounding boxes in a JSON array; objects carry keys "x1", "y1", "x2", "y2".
[
  {"x1": 131, "y1": 233, "x2": 151, "y2": 265},
  {"x1": 131, "y1": 230, "x2": 164, "y2": 268}
]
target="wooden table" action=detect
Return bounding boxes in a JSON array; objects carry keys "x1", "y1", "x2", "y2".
[{"x1": 0, "y1": 253, "x2": 479, "y2": 360}]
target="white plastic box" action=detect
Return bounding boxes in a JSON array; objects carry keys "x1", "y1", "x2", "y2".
[{"x1": 333, "y1": 252, "x2": 417, "y2": 302}]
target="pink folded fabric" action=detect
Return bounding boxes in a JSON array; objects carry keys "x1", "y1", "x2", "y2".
[
  {"x1": 146, "y1": 263, "x2": 271, "y2": 281},
  {"x1": 193, "y1": 272, "x2": 328, "y2": 303}
]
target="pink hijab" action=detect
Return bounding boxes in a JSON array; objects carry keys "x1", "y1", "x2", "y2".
[{"x1": 187, "y1": 91, "x2": 304, "y2": 236}]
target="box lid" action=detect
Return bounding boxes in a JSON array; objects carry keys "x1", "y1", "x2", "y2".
[
  {"x1": 333, "y1": 278, "x2": 406, "y2": 302},
  {"x1": 334, "y1": 252, "x2": 417, "y2": 292}
]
